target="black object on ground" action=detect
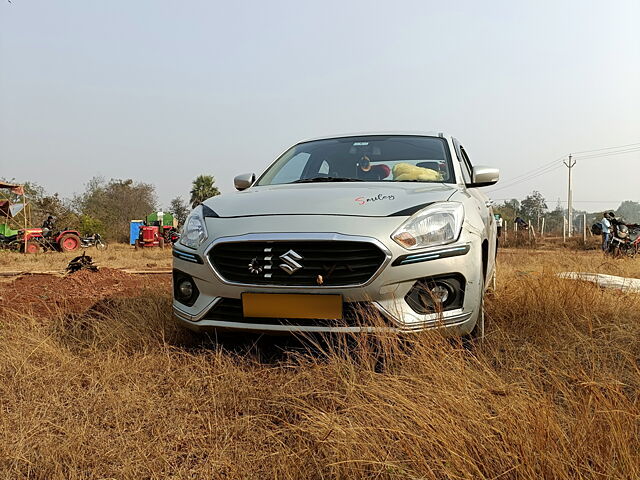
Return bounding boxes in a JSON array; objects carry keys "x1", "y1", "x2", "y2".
[{"x1": 66, "y1": 252, "x2": 99, "y2": 274}]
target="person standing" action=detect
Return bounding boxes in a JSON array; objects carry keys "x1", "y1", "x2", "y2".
[
  {"x1": 495, "y1": 214, "x2": 503, "y2": 237},
  {"x1": 601, "y1": 212, "x2": 611, "y2": 251}
]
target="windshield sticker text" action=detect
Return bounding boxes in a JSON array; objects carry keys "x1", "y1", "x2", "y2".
[{"x1": 355, "y1": 194, "x2": 396, "y2": 205}]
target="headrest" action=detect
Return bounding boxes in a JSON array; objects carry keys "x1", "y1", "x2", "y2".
[{"x1": 371, "y1": 164, "x2": 391, "y2": 179}]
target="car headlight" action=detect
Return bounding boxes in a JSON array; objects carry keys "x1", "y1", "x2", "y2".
[
  {"x1": 179, "y1": 206, "x2": 208, "y2": 249},
  {"x1": 391, "y1": 202, "x2": 464, "y2": 249}
]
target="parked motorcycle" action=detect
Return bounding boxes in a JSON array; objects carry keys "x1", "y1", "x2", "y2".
[
  {"x1": 599, "y1": 215, "x2": 640, "y2": 258},
  {"x1": 80, "y1": 233, "x2": 108, "y2": 250},
  {"x1": 166, "y1": 228, "x2": 180, "y2": 244}
]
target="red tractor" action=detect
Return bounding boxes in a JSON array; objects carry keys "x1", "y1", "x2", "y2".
[
  {"x1": 20, "y1": 228, "x2": 82, "y2": 254},
  {"x1": 134, "y1": 225, "x2": 166, "y2": 249}
]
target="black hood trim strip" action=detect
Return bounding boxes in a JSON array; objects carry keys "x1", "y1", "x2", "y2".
[
  {"x1": 203, "y1": 203, "x2": 437, "y2": 219},
  {"x1": 387, "y1": 202, "x2": 434, "y2": 217},
  {"x1": 202, "y1": 205, "x2": 219, "y2": 218}
]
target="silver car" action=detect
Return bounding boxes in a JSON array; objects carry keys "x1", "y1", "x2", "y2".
[{"x1": 172, "y1": 133, "x2": 499, "y2": 339}]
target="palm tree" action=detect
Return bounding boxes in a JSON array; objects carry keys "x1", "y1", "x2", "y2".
[{"x1": 189, "y1": 175, "x2": 220, "y2": 208}]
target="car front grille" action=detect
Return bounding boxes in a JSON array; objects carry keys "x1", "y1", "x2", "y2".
[
  {"x1": 209, "y1": 240, "x2": 387, "y2": 286},
  {"x1": 203, "y1": 298, "x2": 390, "y2": 327}
]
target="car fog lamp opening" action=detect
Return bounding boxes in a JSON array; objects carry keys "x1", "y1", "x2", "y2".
[
  {"x1": 405, "y1": 275, "x2": 465, "y2": 315},
  {"x1": 178, "y1": 279, "x2": 194, "y2": 299},
  {"x1": 392, "y1": 202, "x2": 464, "y2": 250},
  {"x1": 430, "y1": 284, "x2": 449, "y2": 304},
  {"x1": 173, "y1": 270, "x2": 200, "y2": 307}
]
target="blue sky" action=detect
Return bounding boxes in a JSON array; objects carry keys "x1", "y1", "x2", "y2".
[{"x1": 1, "y1": 0, "x2": 638, "y2": 211}]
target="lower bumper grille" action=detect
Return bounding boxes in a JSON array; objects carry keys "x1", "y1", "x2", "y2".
[
  {"x1": 203, "y1": 298, "x2": 391, "y2": 327},
  {"x1": 209, "y1": 240, "x2": 386, "y2": 286}
]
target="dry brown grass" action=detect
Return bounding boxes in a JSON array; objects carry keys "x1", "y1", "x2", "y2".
[
  {"x1": 0, "y1": 243, "x2": 172, "y2": 272},
  {"x1": 1, "y1": 249, "x2": 639, "y2": 479}
]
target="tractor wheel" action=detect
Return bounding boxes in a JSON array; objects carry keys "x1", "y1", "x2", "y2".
[
  {"x1": 24, "y1": 242, "x2": 41, "y2": 254},
  {"x1": 135, "y1": 239, "x2": 141, "y2": 250},
  {"x1": 158, "y1": 237, "x2": 165, "y2": 249},
  {"x1": 58, "y1": 233, "x2": 81, "y2": 252}
]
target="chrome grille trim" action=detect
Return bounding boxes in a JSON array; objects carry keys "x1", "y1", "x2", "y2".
[{"x1": 204, "y1": 233, "x2": 392, "y2": 288}]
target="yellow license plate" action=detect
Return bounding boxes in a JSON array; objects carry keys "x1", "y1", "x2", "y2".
[{"x1": 242, "y1": 293, "x2": 343, "y2": 320}]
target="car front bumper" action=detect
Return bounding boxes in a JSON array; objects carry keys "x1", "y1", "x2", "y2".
[{"x1": 172, "y1": 215, "x2": 483, "y2": 335}]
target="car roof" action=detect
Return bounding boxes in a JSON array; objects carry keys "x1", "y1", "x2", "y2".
[{"x1": 298, "y1": 131, "x2": 451, "y2": 144}]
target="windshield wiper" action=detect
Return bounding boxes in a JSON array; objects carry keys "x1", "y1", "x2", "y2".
[{"x1": 293, "y1": 177, "x2": 363, "y2": 183}]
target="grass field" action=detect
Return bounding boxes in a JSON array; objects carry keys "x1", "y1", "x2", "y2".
[
  {"x1": 0, "y1": 243, "x2": 172, "y2": 272},
  {"x1": 1, "y1": 247, "x2": 639, "y2": 479}
]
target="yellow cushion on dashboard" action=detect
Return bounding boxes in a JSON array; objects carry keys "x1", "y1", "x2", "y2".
[{"x1": 392, "y1": 163, "x2": 442, "y2": 182}]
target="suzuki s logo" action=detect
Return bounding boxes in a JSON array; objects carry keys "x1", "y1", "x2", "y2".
[{"x1": 279, "y1": 249, "x2": 303, "y2": 275}]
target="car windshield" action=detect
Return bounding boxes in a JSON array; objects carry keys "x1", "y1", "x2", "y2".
[{"x1": 256, "y1": 135, "x2": 455, "y2": 186}]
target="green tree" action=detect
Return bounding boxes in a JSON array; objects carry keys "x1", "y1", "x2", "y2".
[
  {"x1": 168, "y1": 196, "x2": 190, "y2": 227},
  {"x1": 79, "y1": 214, "x2": 105, "y2": 236},
  {"x1": 493, "y1": 198, "x2": 520, "y2": 225},
  {"x1": 6, "y1": 180, "x2": 79, "y2": 230},
  {"x1": 544, "y1": 204, "x2": 566, "y2": 235},
  {"x1": 190, "y1": 175, "x2": 220, "y2": 208},
  {"x1": 75, "y1": 177, "x2": 157, "y2": 242},
  {"x1": 520, "y1": 191, "x2": 548, "y2": 229}
]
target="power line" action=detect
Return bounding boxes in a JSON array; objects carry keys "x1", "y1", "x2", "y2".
[
  {"x1": 487, "y1": 140, "x2": 640, "y2": 193},
  {"x1": 488, "y1": 163, "x2": 564, "y2": 192},
  {"x1": 492, "y1": 155, "x2": 566, "y2": 185},
  {"x1": 572, "y1": 147, "x2": 640, "y2": 160},
  {"x1": 570, "y1": 142, "x2": 640, "y2": 155}
]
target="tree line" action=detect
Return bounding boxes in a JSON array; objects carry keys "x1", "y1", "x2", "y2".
[
  {"x1": 3, "y1": 174, "x2": 220, "y2": 243},
  {"x1": 493, "y1": 191, "x2": 640, "y2": 234}
]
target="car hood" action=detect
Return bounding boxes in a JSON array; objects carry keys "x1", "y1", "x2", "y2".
[{"x1": 204, "y1": 183, "x2": 458, "y2": 218}]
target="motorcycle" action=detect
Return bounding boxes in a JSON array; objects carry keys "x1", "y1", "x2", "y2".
[
  {"x1": 80, "y1": 233, "x2": 108, "y2": 250},
  {"x1": 606, "y1": 219, "x2": 640, "y2": 258},
  {"x1": 166, "y1": 229, "x2": 180, "y2": 244}
]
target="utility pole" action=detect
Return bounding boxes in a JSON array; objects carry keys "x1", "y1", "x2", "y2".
[{"x1": 564, "y1": 154, "x2": 576, "y2": 236}]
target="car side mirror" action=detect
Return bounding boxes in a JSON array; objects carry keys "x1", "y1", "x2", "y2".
[
  {"x1": 467, "y1": 166, "x2": 499, "y2": 188},
  {"x1": 234, "y1": 173, "x2": 255, "y2": 191}
]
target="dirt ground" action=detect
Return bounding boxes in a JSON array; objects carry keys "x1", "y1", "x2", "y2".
[{"x1": 0, "y1": 268, "x2": 171, "y2": 315}]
